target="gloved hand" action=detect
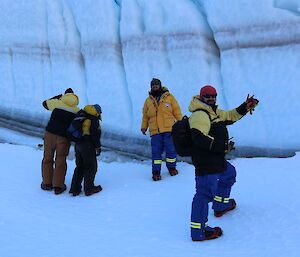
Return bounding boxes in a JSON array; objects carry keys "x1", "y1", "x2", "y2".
[
  {"x1": 95, "y1": 147, "x2": 101, "y2": 156},
  {"x1": 246, "y1": 94, "x2": 259, "y2": 114},
  {"x1": 141, "y1": 128, "x2": 147, "y2": 135},
  {"x1": 225, "y1": 140, "x2": 235, "y2": 153}
]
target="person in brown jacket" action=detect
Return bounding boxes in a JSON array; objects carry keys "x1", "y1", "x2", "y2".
[
  {"x1": 141, "y1": 78, "x2": 182, "y2": 181},
  {"x1": 41, "y1": 88, "x2": 79, "y2": 195}
]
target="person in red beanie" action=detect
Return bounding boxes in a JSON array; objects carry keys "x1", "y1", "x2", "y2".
[{"x1": 188, "y1": 84, "x2": 258, "y2": 241}]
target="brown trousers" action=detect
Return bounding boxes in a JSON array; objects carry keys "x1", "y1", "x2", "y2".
[{"x1": 41, "y1": 131, "x2": 70, "y2": 188}]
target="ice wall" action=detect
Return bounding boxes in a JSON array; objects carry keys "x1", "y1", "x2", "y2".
[
  {"x1": 0, "y1": 0, "x2": 299, "y2": 157},
  {"x1": 201, "y1": 0, "x2": 300, "y2": 151},
  {"x1": 274, "y1": 0, "x2": 300, "y2": 15},
  {"x1": 0, "y1": 0, "x2": 221, "y2": 156}
]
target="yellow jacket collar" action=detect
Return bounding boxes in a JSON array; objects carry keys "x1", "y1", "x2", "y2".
[
  {"x1": 60, "y1": 93, "x2": 79, "y2": 107},
  {"x1": 188, "y1": 96, "x2": 217, "y2": 115}
]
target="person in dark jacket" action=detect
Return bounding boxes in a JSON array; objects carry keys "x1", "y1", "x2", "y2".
[
  {"x1": 188, "y1": 85, "x2": 259, "y2": 241},
  {"x1": 41, "y1": 88, "x2": 79, "y2": 195},
  {"x1": 69, "y1": 104, "x2": 102, "y2": 197}
]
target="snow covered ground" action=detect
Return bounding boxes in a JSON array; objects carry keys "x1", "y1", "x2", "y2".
[{"x1": 1, "y1": 140, "x2": 300, "y2": 257}]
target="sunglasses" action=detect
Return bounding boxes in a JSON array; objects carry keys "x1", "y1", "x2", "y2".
[{"x1": 202, "y1": 94, "x2": 217, "y2": 98}]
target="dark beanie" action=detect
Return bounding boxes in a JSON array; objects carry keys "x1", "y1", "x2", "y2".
[
  {"x1": 150, "y1": 78, "x2": 161, "y2": 87},
  {"x1": 65, "y1": 88, "x2": 74, "y2": 94}
]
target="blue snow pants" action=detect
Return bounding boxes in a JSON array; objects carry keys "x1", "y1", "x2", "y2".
[
  {"x1": 151, "y1": 132, "x2": 177, "y2": 171},
  {"x1": 190, "y1": 161, "x2": 236, "y2": 240}
]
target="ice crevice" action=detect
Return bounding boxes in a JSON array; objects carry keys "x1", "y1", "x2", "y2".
[
  {"x1": 115, "y1": 1, "x2": 134, "y2": 131},
  {"x1": 189, "y1": 0, "x2": 228, "y2": 108},
  {"x1": 45, "y1": 0, "x2": 53, "y2": 95},
  {"x1": 8, "y1": 47, "x2": 17, "y2": 102},
  {"x1": 64, "y1": 2, "x2": 89, "y2": 104}
]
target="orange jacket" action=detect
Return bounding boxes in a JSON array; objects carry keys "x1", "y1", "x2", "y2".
[{"x1": 141, "y1": 88, "x2": 182, "y2": 136}]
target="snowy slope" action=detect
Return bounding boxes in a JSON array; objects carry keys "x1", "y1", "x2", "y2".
[{"x1": 1, "y1": 143, "x2": 300, "y2": 257}]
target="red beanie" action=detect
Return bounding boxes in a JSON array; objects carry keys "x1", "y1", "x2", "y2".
[{"x1": 200, "y1": 85, "x2": 217, "y2": 97}]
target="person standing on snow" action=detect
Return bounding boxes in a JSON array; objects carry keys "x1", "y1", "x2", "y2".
[
  {"x1": 141, "y1": 78, "x2": 182, "y2": 181},
  {"x1": 188, "y1": 85, "x2": 259, "y2": 241},
  {"x1": 69, "y1": 104, "x2": 102, "y2": 197},
  {"x1": 41, "y1": 88, "x2": 79, "y2": 195}
]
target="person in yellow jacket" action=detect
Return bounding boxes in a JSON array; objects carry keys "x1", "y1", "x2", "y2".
[
  {"x1": 141, "y1": 78, "x2": 182, "y2": 181},
  {"x1": 41, "y1": 88, "x2": 79, "y2": 195}
]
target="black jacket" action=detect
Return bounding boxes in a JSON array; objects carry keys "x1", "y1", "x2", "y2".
[
  {"x1": 188, "y1": 96, "x2": 247, "y2": 176},
  {"x1": 46, "y1": 108, "x2": 77, "y2": 137}
]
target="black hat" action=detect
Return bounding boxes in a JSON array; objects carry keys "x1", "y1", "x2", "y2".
[
  {"x1": 65, "y1": 88, "x2": 74, "y2": 94},
  {"x1": 150, "y1": 78, "x2": 161, "y2": 87}
]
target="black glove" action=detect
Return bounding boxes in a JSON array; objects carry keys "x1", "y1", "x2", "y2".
[
  {"x1": 95, "y1": 148, "x2": 101, "y2": 156},
  {"x1": 50, "y1": 94, "x2": 62, "y2": 100},
  {"x1": 246, "y1": 94, "x2": 259, "y2": 114},
  {"x1": 225, "y1": 141, "x2": 235, "y2": 153}
]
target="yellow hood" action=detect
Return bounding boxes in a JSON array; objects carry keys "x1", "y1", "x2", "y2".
[
  {"x1": 84, "y1": 105, "x2": 101, "y2": 118},
  {"x1": 188, "y1": 96, "x2": 212, "y2": 113},
  {"x1": 60, "y1": 93, "x2": 79, "y2": 107}
]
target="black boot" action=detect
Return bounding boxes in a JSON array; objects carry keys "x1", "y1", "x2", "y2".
[
  {"x1": 85, "y1": 185, "x2": 102, "y2": 196},
  {"x1": 152, "y1": 171, "x2": 161, "y2": 181},
  {"x1": 41, "y1": 183, "x2": 53, "y2": 191},
  {"x1": 192, "y1": 226, "x2": 223, "y2": 241},
  {"x1": 168, "y1": 168, "x2": 179, "y2": 176},
  {"x1": 214, "y1": 199, "x2": 236, "y2": 217},
  {"x1": 54, "y1": 184, "x2": 67, "y2": 195}
]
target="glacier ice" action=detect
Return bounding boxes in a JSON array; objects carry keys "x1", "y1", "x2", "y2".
[{"x1": 0, "y1": 0, "x2": 299, "y2": 157}]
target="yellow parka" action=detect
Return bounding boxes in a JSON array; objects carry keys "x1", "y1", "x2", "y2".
[
  {"x1": 44, "y1": 93, "x2": 79, "y2": 113},
  {"x1": 141, "y1": 87, "x2": 182, "y2": 136}
]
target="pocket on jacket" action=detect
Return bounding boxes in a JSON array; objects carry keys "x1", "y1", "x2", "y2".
[{"x1": 164, "y1": 117, "x2": 175, "y2": 128}]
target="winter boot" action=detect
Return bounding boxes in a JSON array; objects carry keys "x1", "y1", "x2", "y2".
[
  {"x1": 214, "y1": 199, "x2": 236, "y2": 217},
  {"x1": 169, "y1": 168, "x2": 179, "y2": 176},
  {"x1": 192, "y1": 226, "x2": 223, "y2": 241},
  {"x1": 54, "y1": 184, "x2": 67, "y2": 195},
  {"x1": 41, "y1": 183, "x2": 53, "y2": 191},
  {"x1": 69, "y1": 189, "x2": 81, "y2": 197},
  {"x1": 85, "y1": 185, "x2": 102, "y2": 196},
  {"x1": 152, "y1": 171, "x2": 161, "y2": 181}
]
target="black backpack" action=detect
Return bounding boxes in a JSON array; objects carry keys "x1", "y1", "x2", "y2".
[
  {"x1": 172, "y1": 109, "x2": 210, "y2": 157},
  {"x1": 67, "y1": 112, "x2": 87, "y2": 142}
]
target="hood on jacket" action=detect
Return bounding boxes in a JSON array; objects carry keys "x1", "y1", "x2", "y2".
[
  {"x1": 84, "y1": 105, "x2": 101, "y2": 119},
  {"x1": 61, "y1": 93, "x2": 79, "y2": 107},
  {"x1": 188, "y1": 96, "x2": 213, "y2": 113}
]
